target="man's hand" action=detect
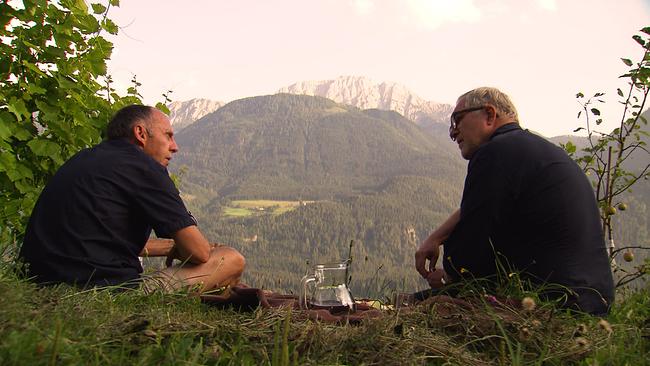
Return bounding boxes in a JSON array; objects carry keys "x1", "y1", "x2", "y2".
[
  {"x1": 415, "y1": 209, "x2": 460, "y2": 287},
  {"x1": 426, "y1": 268, "x2": 449, "y2": 288},
  {"x1": 415, "y1": 235, "x2": 442, "y2": 280},
  {"x1": 165, "y1": 245, "x2": 180, "y2": 267}
]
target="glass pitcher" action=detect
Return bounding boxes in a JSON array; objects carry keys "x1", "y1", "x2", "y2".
[{"x1": 300, "y1": 261, "x2": 355, "y2": 312}]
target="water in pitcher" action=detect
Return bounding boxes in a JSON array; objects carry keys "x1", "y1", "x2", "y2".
[
  {"x1": 301, "y1": 263, "x2": 356, "y2": 311},
  {"x1": 309, "y1": 284, "x2": 355, "y2": 312}
]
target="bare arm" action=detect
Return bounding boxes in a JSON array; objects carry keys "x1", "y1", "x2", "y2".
[
  {"x1": 139, "y1": 238, "x2": 175, "y2": 257},
  {"x1": 415, "y1": 209, "x2": 460, "y2": 281},
  {"x1": 166, "y1": 225, "x2": 211, "y2": 265}
]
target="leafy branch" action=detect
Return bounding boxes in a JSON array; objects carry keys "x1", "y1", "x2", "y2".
[{"x1": 565, "y1": 26, "x2": 650, "y2": 288}]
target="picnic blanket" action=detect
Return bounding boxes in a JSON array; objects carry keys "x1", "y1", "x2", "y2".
[
  {"x1": 200, "y1": 285, "x2": 385, "y2": 324},
  {"x1": 200, "y1": 285, "x2": 528, "y2": 325}
]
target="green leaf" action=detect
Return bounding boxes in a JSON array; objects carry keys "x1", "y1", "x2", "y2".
[
  {"x1": 57, "y1": 75, "x2": 78, "y2": 89},
  {"x1": 617, "y1": 88, "x2": 624, "y2": 97},
  {"x1": 590, "y1": 108, "x2": 601, "y2": 116},
  {"x1": 642, "y1": 26, "x2": 650, "y2": 35},
  {"x1": 576, "y1": 92, "x2": 584, "y2": 98},
  {"x1": 0, "y1": 110, "x2": 15, "y2": 125},
  {"x1": 35, "y1": 99, "x2": 59, "y2": 116},
  {"x1": 6, "y1": 162, "x2": 34, "y2": 182},
  {"x1": 6, "y1": 99, "x2": 29, "y2": 121},
  {"x1": 109, "y1": 0, "x2": 120, "y2": 5},
  {"x1": 632, "y1": 35, "x2": 645, "y2": 47},
  {"x1": 89, "y1": 58, "x2": 108, "y2": 75},
  {"x1": 0, "y1": 119, "x2": 13, "y2": 140},
  {"x1": 13, "y1": 125, "x2": 33, "y2": 141},
  {"x1": 73, "y1": 0, "x2": 88, "y2": 13},
  {"x1": 563, "y1": 141, "x2": 576, "y2": 154},
  {"x1": 621, "y1": 58, "x2": 633, "y2": 67},
  {"x1": 0, "y1": 152, "x2": 16, "y2": 173},
  {"x1": 21, "y1": 60, "x2": 48, "y2": 77},
  {"x1": 102, "y1": 19, "x2": 118, "y2": 35},
  {"x1": 91, "y1": 3, "x2": 107, "y2": 14},
  {"x1": 75, "y1": 14, "x2": 100, "y2": 33},
  {"x1": 155, "y1": 102, "x2": 170, "y2": 115},
  {"x1": 14, "y1": 178, "x2": 36, "y2": 194},
  {"x1": 26, "y1": 82, "x2": 47, "y2": 95},
  {"x1": 573, "y1": 127, "x2": 584, "y2": 133},
  {"x1": 44, "y1": 45, "x2": 67, "y2": 59},
  {"x1": 27, "y1": 138, "x2": 61, "y2": 157}
]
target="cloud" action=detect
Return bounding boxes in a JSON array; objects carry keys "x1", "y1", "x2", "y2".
[
  {"x1": 352, "y1": 0, "x2": 375, "y2": 15},
  {"x1": 406, "y1": 0, "x2": 482, "y2": 30}
]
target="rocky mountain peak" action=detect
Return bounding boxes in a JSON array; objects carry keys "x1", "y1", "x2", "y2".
[
  {"x1": 168, "y1": 98, "x2": 223, "y2": 131},
  {"x1": 277, "y1": 76, "x2": 453, "y2": 127}
]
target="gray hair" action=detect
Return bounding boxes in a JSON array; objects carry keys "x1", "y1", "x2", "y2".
[
  {"x1": 459, "y1": 87, "x2": 519, "y2": 123},
  {"x1": 106, "y1": 105, "x2": 155, "y2": 140}
]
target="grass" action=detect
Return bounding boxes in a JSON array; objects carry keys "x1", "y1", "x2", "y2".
[
  {"x1": 1, "y1": 264, "x2": 648, "y2": 365},
  {"x1": 222, "y1": 200, "x2": 315, "y2": 218},
  {"x1": 222, "y1": 207, "x2": 254, "y2": 217}
]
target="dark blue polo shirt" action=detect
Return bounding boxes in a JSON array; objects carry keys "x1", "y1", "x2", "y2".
[
  {"x1": 443, "y1": 123, "x2": 614, "y2": 314},
  {"x1": 20, "y1": 139, "x2": 196, "y2": 287}
]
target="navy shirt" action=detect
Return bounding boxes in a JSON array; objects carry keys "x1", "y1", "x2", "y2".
[
  {"x1": 20, "y1": 139, "x2": 196, "y2": 287},
  {"x1": 443, "y1": 123, "x2": 614, "y2": 314}
]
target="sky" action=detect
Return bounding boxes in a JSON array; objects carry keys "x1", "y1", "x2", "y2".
[{"x1": 107, "y1": 0, "x2": 650, "y2": 137}]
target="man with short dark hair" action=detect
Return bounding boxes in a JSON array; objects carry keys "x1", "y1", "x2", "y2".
[
  {"x1": 20, "y1": 105, "x2": 245, "y2": 292},
  {"x1": 415, "y1": 87, "x2": 614, "y2": 315}
]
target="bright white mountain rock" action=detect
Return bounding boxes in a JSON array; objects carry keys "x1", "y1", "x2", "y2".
[
  {"x1": 277, "y1": 76, "x2": 453, "y2": 127},
  {"x1": 168, "y1": 98, "x2": 223, "y2": 131},
  {"x1": 167, "y1": 76, "x2": 453, "y2": 131}
]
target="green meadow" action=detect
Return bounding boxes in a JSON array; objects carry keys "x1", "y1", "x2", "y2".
[{"x1": 222, "y1": 200, "x2": 315, "y2": 218}]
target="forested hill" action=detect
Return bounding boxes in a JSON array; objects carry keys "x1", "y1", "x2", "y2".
[{"x1": 174, "y1": 94, "x2": 465, "y2": 200}]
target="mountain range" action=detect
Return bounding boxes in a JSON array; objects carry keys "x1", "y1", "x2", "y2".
[
  {"x1": 277, "y1": 76, "x2": 454, "y2": 129},
  {"x1": 168, "y1": 76, "x2": 453, "y2": 132},
  {"x1": 174, "y1": 93, "x2": 464, "y2": 201}
]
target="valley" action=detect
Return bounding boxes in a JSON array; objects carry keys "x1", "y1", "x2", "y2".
[{"x1": 165, "y1": 92, "x2": 650, "y2": 298}]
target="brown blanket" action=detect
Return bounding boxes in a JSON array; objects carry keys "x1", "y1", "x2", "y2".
[
  {"x1": 200, "y1": 285, "x2": 385, "y2": 324},
  {"x1": 200, "y1": 285, "x2": 528, "y2": 325}
]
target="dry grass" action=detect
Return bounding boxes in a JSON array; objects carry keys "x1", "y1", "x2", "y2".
[{"x1": 2, "y1": 268, "x2": 642, "y2": 366}]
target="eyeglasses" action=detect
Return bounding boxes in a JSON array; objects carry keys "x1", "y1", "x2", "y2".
[{"x1": 449, "y1": 106, "x2": 486, "y2": 141}]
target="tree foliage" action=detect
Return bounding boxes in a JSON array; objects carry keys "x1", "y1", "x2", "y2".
[
  {"x1": 564, "y1": 26, "x2": 650, "y2": 287},
  {"x1": 0, "y1": 0, "x2": 159, "y2": 244}
]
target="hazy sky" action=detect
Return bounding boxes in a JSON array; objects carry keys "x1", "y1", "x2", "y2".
[{"x1": 107, "y1": 0, "x2": 650, "y2": 137}]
